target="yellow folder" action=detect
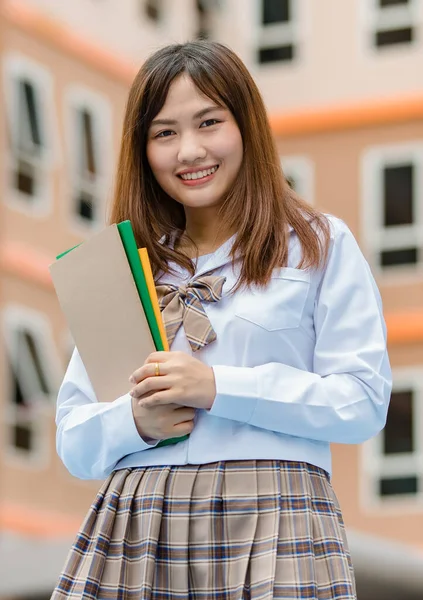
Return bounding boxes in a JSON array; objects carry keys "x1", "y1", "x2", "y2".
[{"x1": 138, "y1": 248, "x2": 169, "y2": 351}]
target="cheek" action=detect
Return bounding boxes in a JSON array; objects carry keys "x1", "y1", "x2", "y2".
[
  {"x1": 146, "y1": 144, "x2": 171, "y2": 180},
  {"x1": 219, "y1": 129, "x2": 243, "y2": 165}
]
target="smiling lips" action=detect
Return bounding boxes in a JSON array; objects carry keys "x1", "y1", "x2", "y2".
[{"x1": 178, "y1": 165, "x2": 219, "y2": 185}]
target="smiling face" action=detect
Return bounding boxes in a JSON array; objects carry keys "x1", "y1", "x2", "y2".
[{"x1": 146, "y1": 75, "x2": 244, "y2": 216}]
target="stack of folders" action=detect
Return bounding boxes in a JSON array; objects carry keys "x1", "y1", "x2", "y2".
[{"x1": 49, "y1": 220, "x2": 188, "y2": 447}]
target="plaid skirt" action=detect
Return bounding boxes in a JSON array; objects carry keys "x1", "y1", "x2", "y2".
[{"x1": 51, "y1": 461, "x2": 356, "y2": 599}]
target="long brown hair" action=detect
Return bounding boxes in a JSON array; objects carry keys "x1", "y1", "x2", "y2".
[{"x1": 108, "y1": 41, "x2": 330, "y2": 288}]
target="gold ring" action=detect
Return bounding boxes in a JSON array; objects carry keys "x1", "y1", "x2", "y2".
[{"x1": 154, "y1": 362, "x2": 160, "y2": 377}]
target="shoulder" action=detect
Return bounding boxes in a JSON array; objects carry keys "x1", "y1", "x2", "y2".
[
  {"x1": 325, "y1": 213, "x2": 351, "y2": 234},
  {"x1": 293, "y1": 210, "x2": 353, "y2": 243},
  {"x1": 318, "y1": 214, "x2": 370, "y2": 279},
  {"x1": 304, "y1": 214, "x2": 368, "y2": 284},
  {"x1": 287, "y1": 211, "x2": 354, "y2": 271},
  {"x1": 317, "y1": 213, "x2": 358, "y2": 249},
  {"x1": 299, "y1": 212, "x2": 359, "y2": 258}
]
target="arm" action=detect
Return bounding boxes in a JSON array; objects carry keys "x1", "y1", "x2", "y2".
[
  {"x1": 209, "y1": 220, "x2": 392, "y2": 444},
  {"x1": 56, "y1": 348, "x2": 157, "y2": 480}
]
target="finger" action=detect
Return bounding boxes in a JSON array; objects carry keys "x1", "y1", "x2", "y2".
[
  {"x1": 171, "y1": 420, "x2": 195, "y2": 436},
  {"x1": 130, "y1": 375, "x2": 171, "y2": 399},
  {"x1": 137, "y1": 389, "x2": 175, "y2": 407},
  {"x1": 173, "y1": 407, "x2": 196, "y2": 421},
  {"x1": 132, "y1": 397, "x2": 181, "y2": 417},
  {"x1": 144, "y1": 351, "x2": 172, "y2": 364},
  {"x1": 166, "y1": 403, "x2": 183, "y2": 410},
  {"x1": 130, "y1": 361, "x2": 169, "y2": 384}
]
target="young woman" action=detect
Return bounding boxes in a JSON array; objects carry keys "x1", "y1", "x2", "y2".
[{"x1": 52, "y1": 41, "x2": 391, "y2": 599}]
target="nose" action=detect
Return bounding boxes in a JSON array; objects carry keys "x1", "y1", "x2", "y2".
[{"x1": 177, "y1": 132, "x2": 207, "y2": 165}]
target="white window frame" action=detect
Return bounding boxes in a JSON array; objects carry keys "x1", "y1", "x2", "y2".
[
  {"x1": 254, "y1": 0, "x2": 305, "y2": 67},
  {"x1": 2, "y1": 306, "x2": 62, "y2": 468},
  {"x1": 361, "y1": 367, "x2": 423, "y2": 511},
  {"x1": 3, "y1": 53, "x2": 56, "y2": 217},
  {"x1": 64, "y1": 85, "x2": 112, "y2": 233},
  {"x1": 361, "y1": 141, "x2": 423, "y2": 281},
  {"x1": 359, "y1": 0, "x2": 422, "y2": 55},
  {"x1": 281, "y1": 155, "x2": 314, "y2": 206}
]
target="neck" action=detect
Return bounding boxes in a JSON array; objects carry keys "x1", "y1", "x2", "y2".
[{"x1": 178, "y1": 209, "x2": 234, "y2": 257}]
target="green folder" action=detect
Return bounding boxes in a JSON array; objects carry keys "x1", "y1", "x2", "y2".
[
  {"x1": 116, "y1": 221, "x2": 189, "y2": 448},
  {"x1": 56, "y1": 221, "x2": 188, "y2": 447},
  {"x1": 56, "y1": 243, "x2": 81, "y2": 259}
]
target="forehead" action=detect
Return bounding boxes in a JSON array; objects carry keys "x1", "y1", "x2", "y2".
[{"x1": 156, "y1": 75, "x2": 218, "y2": 116}]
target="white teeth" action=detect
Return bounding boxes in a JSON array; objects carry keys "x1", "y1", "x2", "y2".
[{"x1": 180, "y1": 166, "x2": 218, "y2": 180}]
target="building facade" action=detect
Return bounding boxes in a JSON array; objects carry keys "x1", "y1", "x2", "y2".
[{"x1": 0, "y1": 0, "x2": 422, "y2": 598}]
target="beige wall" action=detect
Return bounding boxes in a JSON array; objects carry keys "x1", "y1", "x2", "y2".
[
  {"x1": 20, "y1": 0, "x2": 197, "y2": 64},
  {"x1": 276, "y1": 119, "x2": 423, "y2": 552},
  {"x1": 251, "y1": 0, "x2": 422, "y2": 111},
  {"x1": 1, "y1": 24, "x2": 129, "y2": 254},
  {"x1": 277, "y1": 119, "x2": 423, "y2": 306},
  {"x1": 0, "y1": 21, "x2": 128, "y2": 520},
  {"x1": 333, "y1": 438, "x2": 423, "y2": 551},
  {"x1": 20, "y1": 0, "x2": 423, "y2": 112},
  {"x1": 1, "y1": 273, "x2": 99, "y2": 516}
]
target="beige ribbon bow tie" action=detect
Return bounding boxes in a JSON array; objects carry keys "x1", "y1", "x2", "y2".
[{"x1": 156, "y1": 273, "x2": 226, "y2": 351}]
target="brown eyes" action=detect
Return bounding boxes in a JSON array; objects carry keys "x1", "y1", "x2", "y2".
[
  {"x1": 200, "y1": 119, "x2": 221, "y2": 128},
  {"x1": 155, "y1": 130, "x2": 174, "y2": 138},
  {"x1": 154, "y1": 119, "x2": 222, "y2": 139}
]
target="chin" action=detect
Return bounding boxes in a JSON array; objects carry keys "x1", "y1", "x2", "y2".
[
  {"x1": 181, "y1": 197, "x2": 222, "y2": 210},
  {"x1": 183, "y1": 188, "x2": 227, "y2": 207}
]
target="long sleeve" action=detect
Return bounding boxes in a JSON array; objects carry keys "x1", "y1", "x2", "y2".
[
  {"x1": 56, "y1": 348, "x2": 156, "y2": 480},
  {"x1": 210, "y1": 220, "x2": 392, "y2": 444}
]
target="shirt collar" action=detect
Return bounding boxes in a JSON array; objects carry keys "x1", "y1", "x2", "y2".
[
  {"x1": 159, "y1": 224, "x2": 294, "y2": 245},
  {"x1": 158, "y1": 224, "x2": 294, "y2": 279}
]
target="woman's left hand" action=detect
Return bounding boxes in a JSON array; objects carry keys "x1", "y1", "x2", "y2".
[{"x1": 129, "y1": 351, "x2": 217, "y2": 410}]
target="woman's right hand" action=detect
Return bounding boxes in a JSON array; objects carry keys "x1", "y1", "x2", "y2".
[{"x1": 131, "y1": 397, "x2": 195, "y2": 442}]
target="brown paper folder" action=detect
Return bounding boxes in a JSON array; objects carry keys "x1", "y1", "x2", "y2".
[{"x1": 49, "y1": 224, "x2": 155, "y2": 403}]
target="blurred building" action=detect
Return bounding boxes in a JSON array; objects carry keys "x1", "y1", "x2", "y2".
[{"x1": 0, "y1": 0, "x2": 422, "y2": 598}]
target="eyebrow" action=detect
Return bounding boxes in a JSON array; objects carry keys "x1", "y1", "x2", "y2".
[{"x1": 150, "y1": 105, "x2": 225, "y2": 127}]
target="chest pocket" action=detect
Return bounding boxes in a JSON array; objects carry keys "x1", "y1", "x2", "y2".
[{"x1": 235, "y1": 267, "x2": 310, "y2": 331}]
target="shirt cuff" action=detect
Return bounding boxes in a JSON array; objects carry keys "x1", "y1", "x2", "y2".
[{"x1": 210, "y1": 365, "x2": 258, "y2": 423}]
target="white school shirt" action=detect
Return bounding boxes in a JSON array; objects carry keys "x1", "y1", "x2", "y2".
[{"x1": 56, "y1": 215, "x2": 392, "y2": 480}]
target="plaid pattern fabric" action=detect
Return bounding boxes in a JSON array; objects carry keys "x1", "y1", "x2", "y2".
[
  {"x1": 156, "y1": 273, "x2": 226, "y2": 351},
  {"x1": 51, "y1": 461, "x2": 356, "y2": 599}
]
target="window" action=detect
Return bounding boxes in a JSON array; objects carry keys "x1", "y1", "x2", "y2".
[
  {"x1": 363, "y1": 369, "x2": 423, "y2": 505},
  {"x1": 195, "y1": 0, "x2": 210, "y2": 39},
  {"x1": 194, "y1": 0, "x2": 221, "y2": 39},
  {"x1": 361, "y1": 142, "x2": 423, "y2": 274},
  {"x1": 144, "y1": 0, "x2": 161, "y2": 22},
  {"x1": 380, "y1": 0, "x2": 410, "y2": 5},
  {"x1": 364, "y1": 0, "x2": 420, "y2": 50},
  {"x1": 257, "y1": 0, "x2": 297, "y2": 64},
  {"x1": 75, "y1": 108, "x2": 97, "y2": 222},
  {"x1": 3, "y1": 55, "x2": 54, "y2": 214},
  {"x1": 14, "y1": 80, "x2": 42, "y2": 196},
  {"x1": 65, "y1": 87, "x2": 112, "y2": 230},
  {"x1": 281, "y1": 156, "x2": 314, "y2": 205},
  {"x1": 3, "y1": 307, "x2": 61, "y2": 463}
]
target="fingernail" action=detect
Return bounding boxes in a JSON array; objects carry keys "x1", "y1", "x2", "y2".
[{"x1": 129, "y1": 376, "x2": 135, "y2": 383}]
